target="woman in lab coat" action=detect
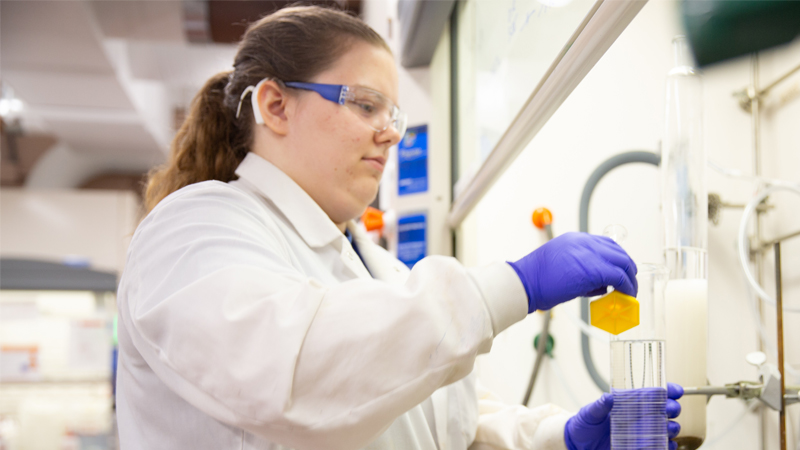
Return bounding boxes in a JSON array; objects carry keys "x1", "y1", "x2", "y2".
[{"x1": 116, "y1": 5, "x2": 682, "y2": 450}]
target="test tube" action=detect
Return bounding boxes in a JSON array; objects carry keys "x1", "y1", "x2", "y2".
[{"x1": 610, "y1": 264, "x2": 670, "y2": 450}]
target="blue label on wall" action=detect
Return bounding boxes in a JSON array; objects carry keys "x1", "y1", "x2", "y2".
[
  {"x1": 398, "y1": 125, "x2": 428, "y2": 196},
  {"x1": 397, "y1": 213, "x2": 427, "y2": 269}
]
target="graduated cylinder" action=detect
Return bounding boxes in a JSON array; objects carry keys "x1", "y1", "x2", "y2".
[
  {"x1": 661, "y1": 35, "x2": 708, "y2": 450},
  {"x1": 610, "y1": 264, "x2": 670, "y2": 450}
]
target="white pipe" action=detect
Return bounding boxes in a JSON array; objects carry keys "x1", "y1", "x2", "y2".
[
  {"x1": 709, "y1": 160, "x2": 799, "y2": 188},
  {"x1": 737, "y1": 183, "x2": 800, "y2": 313}
]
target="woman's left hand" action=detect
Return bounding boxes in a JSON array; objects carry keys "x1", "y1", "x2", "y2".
[{"x1": 563, "y1": 382, "x2": 684, "y2": 450}]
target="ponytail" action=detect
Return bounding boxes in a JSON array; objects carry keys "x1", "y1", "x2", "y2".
[{"x1": 143, "y1": 71, "x2": 251, "y2": 214}]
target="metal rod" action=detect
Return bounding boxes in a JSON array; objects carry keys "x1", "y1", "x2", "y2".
[
  {"x1": 523, "y1": 221, "x2": 556, "y2": 406},
  {"x1": 544, "y1": 223, "x2": 554, "y2": 240},
  {"x1": 751, "y1": 53, "x2": 768, "y2": 450},
  {"x1": 523, "y1": 310, "x2": 551, "y2": 405},
  {"x1": 758, "y1": 61, "x2": 800, "y2": 99},
  {"x1": 685, "y1": 387, "x2": 725, "y2": 396},
  {"x1": 735, "y1": 61, "x2": 800, "y2": 111},
  {"x1": 683, "y1": 383, "x2": 800, "y2": 406},
  {"x1": 449, "y1": 1, "x2": 459, "y2": 260},
  {"x1": 682, "y1": 386, "x2": 732, "y2": 396},
  {"x1": 761, "y1": 228, "x2": 800, "y2": 248},
  {"x1": 775, "y1": 242, "x2": 786, "y2": 450},
  {"x1": 753, "y1": 54, "x2": 762, "y2": 179}
]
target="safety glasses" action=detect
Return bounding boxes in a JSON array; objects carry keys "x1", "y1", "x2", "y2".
[{"x1": 237, "y1": 79, "x2": 407, "y2": 138}]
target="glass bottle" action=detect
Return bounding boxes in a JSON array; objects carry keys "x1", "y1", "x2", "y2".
[{"x1": 662, "y1": 35, "x2": 708, "y2": 449}]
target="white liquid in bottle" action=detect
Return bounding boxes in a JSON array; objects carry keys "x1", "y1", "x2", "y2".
[{"x1": 665, "y1": 279, "x2": 708, "y2": 448}]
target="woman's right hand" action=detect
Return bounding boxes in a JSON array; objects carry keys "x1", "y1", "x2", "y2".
[{"x1": 507, "y1": 232, "x2": 638, "y2": 313}]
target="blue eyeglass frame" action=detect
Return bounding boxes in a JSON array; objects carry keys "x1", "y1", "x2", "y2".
[
  {"x1": 236, "y1": 79, "x2": 351, "y2": 123},
  {"x1": 284, "y1": 82, "x2": 406, "y2": 134},
  {"x1": 236, "y1": 79, "x2": 405, "y2": 135},
  {"x1": 284, "y1": 82, "x2": 351, "y2": 105}
]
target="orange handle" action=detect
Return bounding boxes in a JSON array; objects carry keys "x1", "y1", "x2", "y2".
[
  {"x1": 531, "y1": 207, "x2": 553, "y2": 230},
  {"x1": 361, "y1": 207, "x2": 384, "y2": 232}
]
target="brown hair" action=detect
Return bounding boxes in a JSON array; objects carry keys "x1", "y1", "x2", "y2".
[{"x1": 143, "y1": 5, "x2": 390, "y2": 214}]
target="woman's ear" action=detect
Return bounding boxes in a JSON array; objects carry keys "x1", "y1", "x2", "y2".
[{"x1": 255, "y1": 80, "x2": 290, "y2": 136}]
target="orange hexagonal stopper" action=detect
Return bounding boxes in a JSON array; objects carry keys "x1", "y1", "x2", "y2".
[
  {"x1": 361, "y1": 207, "x2": 384, "y2": 232},
  {"x1": 532, "y1": 207, "x2": 553, "y2": 230},
  {"x1": 590, "y1": 290, "x2": 640, "y2": 335}
]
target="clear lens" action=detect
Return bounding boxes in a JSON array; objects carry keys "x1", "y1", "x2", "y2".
[
  {"x1": 393, "y1": 110, "x2": 408, "y2": 138},
  {"x1": 345, "y1": 86, "x2": 406, "y2": 137}
]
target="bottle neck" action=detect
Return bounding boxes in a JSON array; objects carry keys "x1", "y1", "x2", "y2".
[{"x1": 672, "y1": 35, "x2": 694, "y2": 68}]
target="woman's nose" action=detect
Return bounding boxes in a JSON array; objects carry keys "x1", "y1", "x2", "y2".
[{"x1": 375, "y1": 124, "x2": 402, "y2": 147}]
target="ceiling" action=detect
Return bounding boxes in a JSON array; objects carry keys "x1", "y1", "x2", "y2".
[{"x1": 0, "y1": 0, "x2": 360, "y2": 189}]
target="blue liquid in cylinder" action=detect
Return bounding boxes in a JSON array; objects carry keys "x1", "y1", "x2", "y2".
[
  {"x1": 611, "y1": 388, "x2": 667, "y2": 449},
  {"x1": 610, "y1": 340, "x2": 668, "y2": 450}
]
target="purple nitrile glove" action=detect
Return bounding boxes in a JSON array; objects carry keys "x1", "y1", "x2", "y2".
[
  {"x1": 563, "y1": 383, "x2": 684, "y2": 450},
  {"x1": 507, "y1": 232, "x2": 638, "y2": 313},
  {"x1": 564, "y1": 392, "x2": 612, "y2": 450},
  {"x1": 666, "y1": 383, "x2": 683, "y2": 450}
]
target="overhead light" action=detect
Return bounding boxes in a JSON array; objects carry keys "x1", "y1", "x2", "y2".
[
  {"x1": 0, "y1": 98, "x2": 24, "y2": 118},
  {"x1": 0, "y1": 83, "x2": 24, "y2": 119}
]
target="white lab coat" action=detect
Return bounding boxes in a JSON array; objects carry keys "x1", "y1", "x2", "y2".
[{"x1": 116, "y1": 152, "x2": 570, "y2": 450}]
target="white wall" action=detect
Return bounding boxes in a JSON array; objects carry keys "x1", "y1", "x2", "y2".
[
  {"x1": 0, "y1": 189, "x2": 140, "y2": 275},
  {"x1": 465, "y1": 1, "x2": 800, "y2": 449}
]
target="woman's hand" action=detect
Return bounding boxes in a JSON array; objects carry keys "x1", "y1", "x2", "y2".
[
  {"x1": 563, "y1": 383, "x2": 684, "y2": 450},
  {"x1": 507, "y1": 232, "x2": 638, "y2": 313}
]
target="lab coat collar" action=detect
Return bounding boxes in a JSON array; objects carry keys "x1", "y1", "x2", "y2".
[{"x1": 234, "y1": 153, "x2": 343, "y2": 248}]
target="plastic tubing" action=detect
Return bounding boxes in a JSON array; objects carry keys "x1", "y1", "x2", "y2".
[
  {"x1": 578, "y1": 150, "x2": 661, "y2": 392},
  {"x1": 562, "y1": 305, "x2": 610, "y2": 343},
  {"x1": 707, "y1": 160, "x2": 800, "y2": 378},
  {"x1": 736, "y1": 183, "x2": 800, "y2": 313}
]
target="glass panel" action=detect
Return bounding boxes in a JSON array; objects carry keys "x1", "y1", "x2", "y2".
[{"x1": 456, "y1": 0, "x2": 598, "y2": 183}]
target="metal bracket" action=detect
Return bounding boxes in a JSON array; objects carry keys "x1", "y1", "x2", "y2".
[
  {"x1": 683, "y1": 381, "x2": 799, "y2": 409},
  {"x1": 733, "y1": 62, "x2": 800, "y2": 113},
  {"x1": 759, "y1": 363, "x2": 783, "y2": 411},
  {"x1": 708, "y1": 192, "x2": 772, "y2": 226}
]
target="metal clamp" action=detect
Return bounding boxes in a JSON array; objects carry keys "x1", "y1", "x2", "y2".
[{"x1": 683, "y1": 381, "x2": 799, "y2": 410}]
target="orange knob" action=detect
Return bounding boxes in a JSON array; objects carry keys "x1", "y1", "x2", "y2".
[
  {"x1": 531, "y1": 207, "x2": 553, "y2": 230},
  {"x1": 361, "y1": 207, "x2": 384, "y2": 232}
]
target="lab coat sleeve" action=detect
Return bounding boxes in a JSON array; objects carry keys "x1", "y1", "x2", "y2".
[
  {"x1": 118, "y1": 183, "x2": 528, "y2": 450},
  {"x1": 469, "y1": 381, "x2": 571, "y2": 450}
]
